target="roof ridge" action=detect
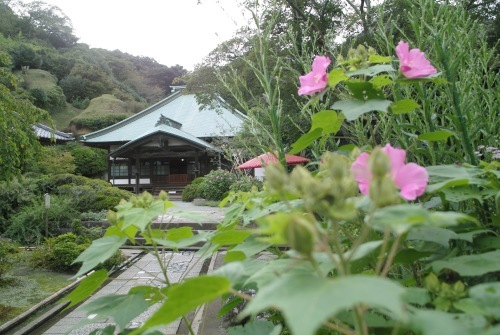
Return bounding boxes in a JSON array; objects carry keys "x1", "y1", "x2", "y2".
[{"x1": 81, "y1": 91, "x2": 183, "y2": 140}]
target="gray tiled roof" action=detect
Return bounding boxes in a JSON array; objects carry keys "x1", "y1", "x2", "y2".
[
  {"x1": 110, "y1": 124, "x2": 218, "y2": 157},
  {"x1": 81, "y1": 91, "x2": 246, "y2": 144},
  {"x1": 33, "y1": 123, "x2": 74, "y2": 141}
]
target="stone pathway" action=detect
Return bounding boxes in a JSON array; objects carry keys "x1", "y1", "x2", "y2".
[
  {"x1": 39, "y1": 201, "x2": 226, "y2": 335},
  {"x1": 42, "y1": 251, "x2": 210, "y2": 334}
]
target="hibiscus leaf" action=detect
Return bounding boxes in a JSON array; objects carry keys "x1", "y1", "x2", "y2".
[
  {"x1": 72, "y1": 236, "x2": 127, "y2": 279},
  {"x1": 347, "y1": 64, "x2": 396, "y2": 77},
  {"x1": 332, "y1": 99, "x2": 391, "y2": 121},
  {"x1": 431, "y1": 250, "x2": 500, "y2": 276},
  {"x1": 327, "y1": 68, "x2": 349, "y2": 89},
  {"x1": 241, "y1": 274, "x2": 406, "y2": 335},
  {"x1": 137, "y1": 276, "x2": 231, "y2": 331},
  {"x1": 310, "y1": 110, "x2": 344, "y2": 135},
  {"x1": 228, "y1": 320, "x2": 282, "y2": 335},
  {"x1": 290, "y1": 128, "x2": 323, "y2": 154},
  {"x1": 345, "y1": 81, "x2": 385, "y2": 100},
  {"x1": 368, "y1": 54, "x2": 392, "y2": 64},
  {"x1": 390, "y1": 99, "x2": 421, "y2": 114},
  {"x1": 418, "y1": 130, "x2": 455, "y2": 141},
  {"x1": 61, "y1": 269, "x2": 108, "y2": 310}
]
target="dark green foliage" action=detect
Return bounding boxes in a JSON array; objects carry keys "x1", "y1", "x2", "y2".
[
  {"x1": 29, "y1": 87, "x2": 48, "y2": 108},
  {"x1": 229, "y1": 176, "x2": 263, "y2": 193},
  {"x1": 45, "y1": 86, "x2": 66, "y2": 112},
  {"x1": 0, "y1": 240, "x2": 19, "y2": 279},
  {"x1": 65, "y1": 143, "x2": 107, "y2": 178},
  {"x1": 0, "y1": 177, "x2": 40, "y2": 233},
  {"x1": 29, "y1": 232, "x2": 125, "y2": 273},
  {"x1": 4, "y1": 195, "x2": 78, "y2": 245},
  {"x1": 70, "y1": 114, "x2": 128, "y2": 131},
  {"x1": 10, "y1": 44, "x2": 42, "y2": 69},
  {"x1": 200, "y1": 170, "x2": 238, "y2": 201},
  {"x1": 181, "y1": 177, "x2": 206, "y2": 202},
  {"x1": 71, "y1": 97, "x2": 90, "y2": 109}
]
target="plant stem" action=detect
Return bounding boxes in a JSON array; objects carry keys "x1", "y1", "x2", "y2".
[
  {"x1": 435, "y1": 36, "x2": 477, "y2": 165},
  {"x1": 381, "y1": 234, "x2": 402, "y2": 277}
]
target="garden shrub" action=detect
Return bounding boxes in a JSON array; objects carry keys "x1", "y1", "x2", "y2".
[
  {"x1": 65, "y1": 143, "x2": 107, "y2": 178},
  {"x1": 30, "y1": 232, "x2": 124, "y2": 273},
  {"x1": 230, "y1": 175, "x2": 263, "y2": 193},
  {"x1": 181, "y1": 177, "x2": 205, "y2": 202},
  {"x1": 200, "y1": 170, "x2": 238, "y2": 201},
  {"x1": 4, "y1": 195, "x2": 79, "y2": 245},
  {"x1": 0, "y1": 240, "x2": 19, "y2": 280},
  {"x1": 0, "y1": 177, "x2": 39, "y2": 233}
]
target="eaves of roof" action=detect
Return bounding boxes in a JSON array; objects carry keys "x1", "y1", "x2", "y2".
[{"x1": 109, "y1": 124, "x2": 219, "y2": 158}]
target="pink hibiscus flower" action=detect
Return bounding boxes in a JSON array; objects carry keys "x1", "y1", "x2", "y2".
[
  {"x1": 351, "y1": 144, "x2": 429, "y2": 200},
  {"x1": 298, "y1": 56, "x2": 331, "y2": 95},
  {"x1": 395, "y1": 41, "x2": 437, "y2": 79}
]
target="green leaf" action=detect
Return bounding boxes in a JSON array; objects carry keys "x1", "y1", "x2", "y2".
[
  {"x1": 211, "y1": 230, "x2": 252, "y2": 245},
  {"x1": 228, "y1": 236, "x2": 271, "y2": 259},
  {"x1": 390, "y1": 99, "x2": 420, "y2": 114},
  {"x1": 218, "y1": 295, "x2": 244, "y2": 317},
  {"x1": 418, "y1": 130, "x2": 454, "y2": 142},
  {"x1": 61, "y1": 269, "x2": 108, "y2": 310},
  {"x1": 347, "y1": 64, "x2": 396, "y2": 77},
  {"x1": 408, "y1": 308, "x2": 487, "y2": 335},
  {"x1": 456, "y1": 229, "x2": 492, "y2": 242},
  {"x1": 394, "y1": 249, "x2": 433, "y2": 264},
  {"x1": 403, "y1": 287, "x2": 431, "y2": 306},
  {"x1": 331, "y1": 99, "x2": 391, "y2": 121},
  {"x1": 460, "y1": 282, "x2": 500, "y2": 318},
  {"x1": 345, "y1": 81, "x2": 385, "y2": 100},
  {"x1": 166, "y1": 226, "x2": 194, "y2": 241},
  {"x1": 474, "y1": 236, "x2": 500, "y2": 252},
  {"x1": 81, "y1": 291, "x2": 151, "y2": 331},
  {"x1": 242, "y1": 274, "x2": 406, "y2": 335},
  {"x1": 431, "y1": 250, "x2": 500, "y2": 276},
  {"x1": 370, "y1": 205, "x2": 473, "y2": 235},
  {"x1": 290, "y1": 128, "x2": 323, "y2": 154},
  {"x1": 368, "y1": 54, "x2": 392, "y2": 64},
  {"x1": 121, "y1": 201, "x2": 166, "y2": 231},
  {"x1": 426, "y1": 164, "x2": 486, "y2": 193},
  {"x1": 407, "y1": 227, "x2": 459, "y2": 247},
  {"x1": 72, "y1": 236, "x2": 127, "y2": 279},
  {"x1": 228, "y1": 320, "x2": 282, "y2": 335},
  {"x1": 138, "y1": 276, "x2": 231, "y2": 331},
  {"x1": 370, "y1": 74, "x2": 393, "y2": 88},
  {"x1": 310, "y1": 110, "x2": 344, "y2": 135},
  {"x1": 224, "y1": 251, "x2": 247, "y2": 262},
  {"x1": 153, "y1": 231, "x2": 209, "y2": 249},
  {"x1": 327, "y1": 68, "x2": 348, "y2": 89}
]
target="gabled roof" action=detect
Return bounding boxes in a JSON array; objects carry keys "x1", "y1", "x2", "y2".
[
  {"x1": 110, "y1": 124, "x2": 218, "y2": 158},
  {"x1": 33, "y1": 123, "x2": 74, "y2": 141},
  {"x1": 81, "y1": 91, "x2": 246, "y2": 144}
]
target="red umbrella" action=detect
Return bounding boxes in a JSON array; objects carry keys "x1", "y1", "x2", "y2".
[{"x1": 236, "y1": 152, "x2": 309, "y2": 170}]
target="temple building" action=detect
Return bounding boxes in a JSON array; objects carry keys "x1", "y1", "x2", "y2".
[{"x1": 80, "y1": 87, "x2": 246, "y2": 195}]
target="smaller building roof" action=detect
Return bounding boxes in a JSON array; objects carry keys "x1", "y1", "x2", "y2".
[{"x1": 33, "y1": 123, "x2": 74, "y2": 142}]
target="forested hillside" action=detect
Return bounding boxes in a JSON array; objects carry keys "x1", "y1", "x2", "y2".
[{"x1": 0, "y1": 0, "x2": 186, "y2": 132}]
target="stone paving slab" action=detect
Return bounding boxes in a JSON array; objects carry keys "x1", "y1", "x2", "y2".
[{"x1": 43, "y1": 251, "x2": 205, "y2": 335}]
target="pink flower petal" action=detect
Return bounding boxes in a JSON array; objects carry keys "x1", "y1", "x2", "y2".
[
  {"x1": 298, "y1": 56, "x2": 331, "y2": 95},
  {"x1": 394, "y1": 163, "x2": 429, "y2": 200},
  {"x1": 351, "y1": 152, "x2": 371, "y2": 195},
  {"x1": 381, "y1": 144, "x2": 406, "y2": 176},
  {"x1": 395, "y1": 40, "x2": 437, "y2": 79}
]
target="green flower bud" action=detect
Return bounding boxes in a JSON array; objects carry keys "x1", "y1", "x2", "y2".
[
  {"x1": 264, "y1": 163, "x2": 289, "y2": 194},
  {"x1": 370, "y1": 175, "x2": 400, "y2": 208},
  {"x1": 286, "y1": 215, "x2": 318, "y2": 257},
  {"x1": 106, "y1": 210, "x2": 117, "y2": 224},
  {"x1": 290, "y1": 165, "x2": 314, "y2": 193},
  {"x1": 158, "y1": 190, "x2": 169, "y2": 201},
  {"x1": 369, "y1": 148, "x2": 391, "y2": 178},
  {"x1": 424, "y1": 273, "x2": 440, "y2": 293}
]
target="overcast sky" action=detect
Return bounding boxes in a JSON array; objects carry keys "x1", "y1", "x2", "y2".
[{"x1": 33, "y1": 0, "x2": 246, "y2": 70}]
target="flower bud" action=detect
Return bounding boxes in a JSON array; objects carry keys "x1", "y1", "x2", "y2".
[
  {"x1": 369, "y1": 148, "x2": 391, "y2": 178},
  {"x1": 369, "y1": 175, "x2": 400, "y2": 208},
  {"x1": 264, "y1": 163, "x2": 288, "y2": 194},
  {"x1": 424, "y1": 273, "x2": 440, "y2": 293},
  {"x1": 106, "y1": 210, "x2": 117, "y2": 224},
  {"x1": 158, "y1": 190, "x2": 169, "y2": 201},
  {"x1": 290, "y1": 166, "x2": 314, "y2": 193},
  {"x1": 285, "y1": 215, "x2": 317, "y2": 257}
]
